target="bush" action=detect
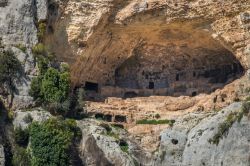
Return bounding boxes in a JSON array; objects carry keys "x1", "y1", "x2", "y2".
[
  {"x1": 12, "y1": 146, "x2": 31, "y2": 166},
  {"x1": 0, "y1": 50, "x2": 22, "y2": 91},
  {"x1": 29, "y1": 118, "x2": 76, "y2": 166},
  {"x1": 37, "y1": 22, "x2": 46, "y2": 41},
  {"x1": 32, "y1": 43, "x2": 47, "y2": 57},
  {"x1": 29, "y1": 76, "x2": 43, "y2": 100},
  {"x1": 209, "y1": 99, "x2": 250, "y2": 145},
  {"x1": 41, "y1": 68, "x2": 70, "y2": 103},
  {"x1": 14, "y1": 127, "x2": 29, "y2": 147},
  {"x1": 15, "y1": 44, "x2": 27, "y2": 53}
]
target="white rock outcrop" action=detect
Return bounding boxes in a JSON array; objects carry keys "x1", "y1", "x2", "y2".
[
  {"x1": 77, "y1": 119, "x2": 135, "y2": 166},
  {"x1": 156, "y1": 102, "x2": 250, "y2": 166}
]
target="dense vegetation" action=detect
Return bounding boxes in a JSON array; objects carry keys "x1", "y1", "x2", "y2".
[
  {"x1": 29, "y1": 43, "x2": 75, "y2": 115},
  {"x1": 12, "y1": 118, "x2": 81, "y2": 166}
]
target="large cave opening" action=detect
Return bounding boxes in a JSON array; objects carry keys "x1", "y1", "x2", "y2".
[
  {"x1": 112, "y1": 45, "x2": 243, "y2": 97},
  {"x1": 76, "y1": 21, "x2": 244, "y2": 100}
]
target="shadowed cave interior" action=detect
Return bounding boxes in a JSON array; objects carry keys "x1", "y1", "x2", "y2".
[{"x1": 81, "y1": 24, "x2": 244, "y2": 100}]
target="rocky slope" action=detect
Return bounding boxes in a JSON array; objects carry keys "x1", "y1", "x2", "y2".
[
  {"x1": 0, "y1": 0, "x2": 48, "y2": 109},
  {"x1": 155, "y1": 102, "x2": 250, "y2": 166}
]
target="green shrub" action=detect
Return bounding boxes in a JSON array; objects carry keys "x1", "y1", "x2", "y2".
[
  {"x1": 209, "y1": 112, "x2": 238, "y2": 145},
  {"x1": 15, "y1": 44, "x2": 27, "y2": 53},
  {"x1": 119, "y1": 140, "x2": 129, "y2": 154},
  {"x1": 0, "y1": 50, "x2": 22, "y2": 90},
  {"x1": 209, "y1": 99, "x2": 250, "y2": 145},
  {"x1": 29, "y1": 76, "x2": 43, "y2": 100},
  {"x1": 14, "y1": 127, "x2": 29, "y2": 147},
  {"x1": 41, "y1": 68, "x2": 70, "y2": 103},
  {"x1": 12, "y1": 146, "x2": 31, "y2": 166},
  {"x1": 37, "y1": 22, "x2": 46, "y2": 41},
  {"x1": 32, "y1": 43, "x2": 47, "y2": 57},
  {"x1": 120, "y1": 145, "x2": 129, "y2": 153},
  {"x1": 29, "y1": 118, "x2": 75, "y2": 166}
]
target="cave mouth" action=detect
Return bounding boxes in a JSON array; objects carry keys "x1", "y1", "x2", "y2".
[
  {"x1": 79, "y1": 22, "x2": 245, "y2": 99},
  {"x1": 111, "y1": 46, "x2": 244, "y2": 97}
]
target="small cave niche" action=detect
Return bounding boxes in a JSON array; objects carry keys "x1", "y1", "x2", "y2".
[
  {"x1": 114, "y1": 115, "x2": 127, "y2": 123},
  {"x1": 103, "y1": 114, "x2": 112, "y2": 122},
  {"x1": 149, "y1": 82, "x2": 154, "y2": 89},
  {"x1": 48, "y1": 25, "x2": 54, "y2": 34},
  {"x1": 119, "y1": 139, "x2": 128, "y2": 147},
  {"x1": 192, "y1": 91, "x2": 197, "y2": 97},
  {"x1": 124, "y1": 91, "x2": 138, "y2": 98},
  {"x1": 176, "y1": 74, "x2": 180, "y2": 81},
  {"x1": 84, "y1": 82, "x2": 99, "y2": 92},
  {"x1": 48, "y1": 3, "x2": 59, "y2": 17},
  {"x1": 171, "y1": 139, "x2": 178, "y2": 145},
  {"x1": 95, "y1": 113, "x2": 104, "y2": 120}
]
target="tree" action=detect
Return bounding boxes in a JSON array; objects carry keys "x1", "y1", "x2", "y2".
[
  {"x1": 29, "y1": 118, "x2": 75, "y2": 166},
  {"x1": 29, "y1": 76, "x2": 43, "y2": 100},
  {"x1": 0, "y1": 50, "x2": 22, "y2": 91},
  {"x1": 40, "y1": 68, "x2": 70, "y2": 103}
]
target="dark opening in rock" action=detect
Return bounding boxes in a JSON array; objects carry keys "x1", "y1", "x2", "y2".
[
  {"x1": 48, "y1": 25, "x2": 54, "y2": 34},
  {"x1": 85, "y1": 82, "x2": 99, "y2": 92},
  {"x1": 114, "y1": 115, "x2": 127, "y2": 123},
  {"x1": 124, "y1": 91, "x2": 137, "y2": 98},
  {"x1": 119, "y1": 139, "x2": 128, "y2": 146},
  {"x1": 171, "y1": 139, "x2": 178, "y2": 145},
  {"x1": 103, "y1": 114, "x2": 112, "y2": 122},
  {"x1": 192, "y1": 91, "x2": 197, "y2": 97},
  {"x1": 95, "y1": 113, "x2": 104, "y2": 120},
  {"x1": 176, "y1": 74, "x2": 180, "y2": 81},
  {"x1": 149, "y1": 82, "x2": 154, "y2": 89}
]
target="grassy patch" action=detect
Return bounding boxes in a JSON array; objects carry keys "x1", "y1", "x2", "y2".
[
  {"x1": 120, "y1": 145, "x2": 129, "y2": 154},
  {"x1": 136, "y1": 119, "x2": 175, "y2": 126},
  {"x1": 106, "y1": 130, "x2": 119, "y2": 140},
  {"x1": 15, "y1": 44, "x2": 27, "y2": 53}
]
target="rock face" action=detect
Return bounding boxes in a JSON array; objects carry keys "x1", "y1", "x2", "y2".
[
  {"x1": 0, "y1": 0, "x2": 48, "y2": 109},
  {"x1": 0, "y1": 0, "x2": 38, "y2": 47},
  {"x1": 77, "y1": 119, "x2": 136, "y2": 166},
  {"x1": 13, "y1": 109, "x2": 52, "y2": 129},
  {"x1": 44, "y1": 0, "x2": 250, "y2": 113},
  {"x1": 155, "y1": 102, "x2": 250, "y2": 166},
  {"x1": 0, "y1": 145, "x2": 4, "y2": 166}
]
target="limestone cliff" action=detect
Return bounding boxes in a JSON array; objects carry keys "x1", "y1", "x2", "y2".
[
  {"x1": 46, "y1": 0, "x2": 250, "y2": 112},
  {"x1": 0, "y1": 0, "x2": 48, "y2": 109}
]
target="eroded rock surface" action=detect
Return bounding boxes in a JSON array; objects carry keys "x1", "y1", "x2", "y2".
[
  {"x1": 13, "y1": 109, "x2": 52, "y2": 129},
  {"x1": 0, "y1": 0, "x2": 49, "y2": 109},
  {"x1": 155, "y1": 102, "x2": 250, "y2": 166},
  {"x1": 77, "y1": 119, "x2": 136, "y2": 166}
]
